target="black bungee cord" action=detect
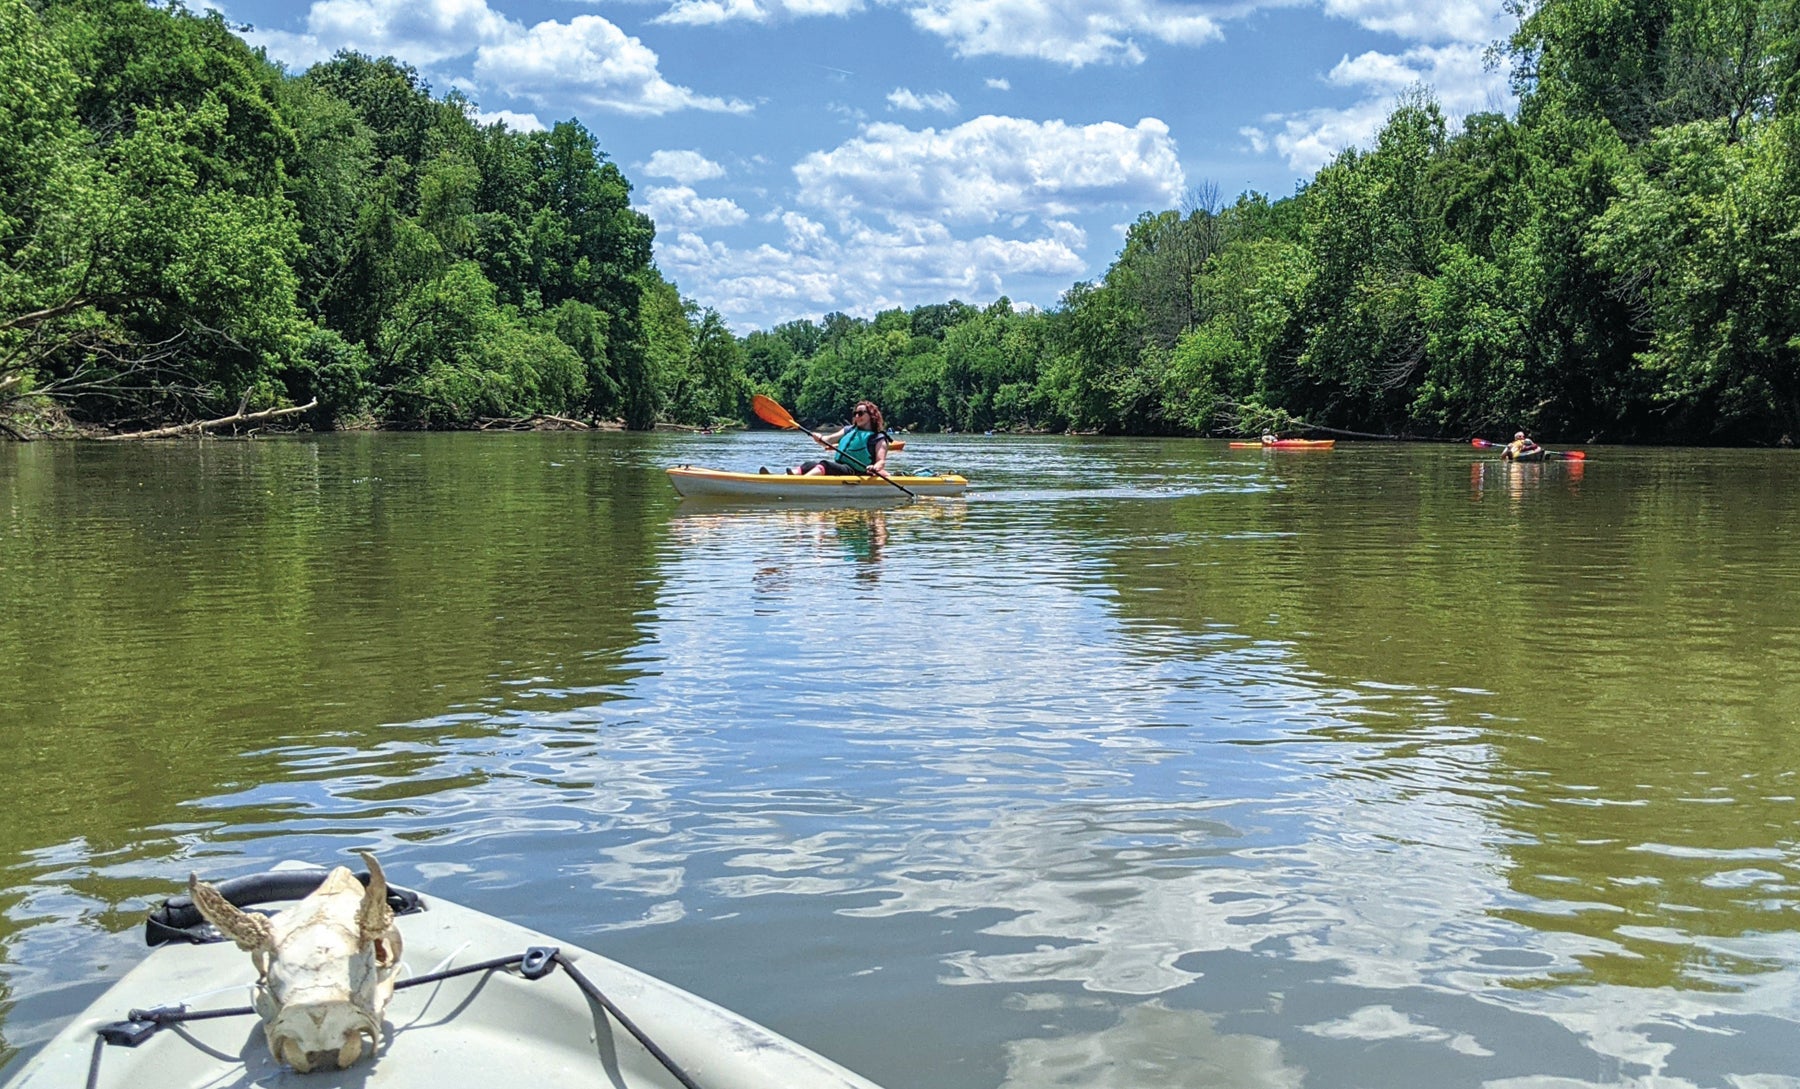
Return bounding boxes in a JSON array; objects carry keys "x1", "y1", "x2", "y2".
[{"x1": 85, "y1": 946, "x2": 702, "y2": 1089}]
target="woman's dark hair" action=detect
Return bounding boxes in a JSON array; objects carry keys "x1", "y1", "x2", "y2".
[{"x1": 854, "y1": 401, "x2": 886, "y2": 435}]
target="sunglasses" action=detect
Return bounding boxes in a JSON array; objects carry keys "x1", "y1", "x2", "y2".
[{"x1": 852, "y1": 409, "x2": 869, "y2": 417}]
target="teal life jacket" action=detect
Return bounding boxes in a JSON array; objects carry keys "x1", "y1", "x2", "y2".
[{"x1": 835, "y1": 427, "x2": 884, "y2": 466}]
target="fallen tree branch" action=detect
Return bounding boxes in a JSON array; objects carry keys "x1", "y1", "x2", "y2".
[
  {"x1": 475, "y1": 413, "x2": 592, "y2": 431},
  {"x1": 97, "y1": 399, "x2": 317, "y2": 441},
  {"x1": 1288, "y1": 421, "x2": 1409, "y2": 440},
  {"x1": 1216, "y1": 399, "x2": 1436, "y2": 441}
]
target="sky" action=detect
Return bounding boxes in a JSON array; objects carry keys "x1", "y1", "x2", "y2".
[{"x1": 219, "y1": 0, "x2": 1521, "y2": 331}]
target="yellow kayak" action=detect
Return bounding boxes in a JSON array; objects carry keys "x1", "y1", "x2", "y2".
[{"x1": 667, "y1": 466, "x2": 968, "y2": 500}]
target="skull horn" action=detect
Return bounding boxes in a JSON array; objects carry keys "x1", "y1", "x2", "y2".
[
  {"x1": 188, "y1": 872, "x2": 275, "y2": 954},
  {"x1": 355, "y1": 850, "x2": 396, "y2": 944}
]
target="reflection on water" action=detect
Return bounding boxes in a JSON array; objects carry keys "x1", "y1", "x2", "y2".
[
  {"x1": 2, "y1": 434, "x2": 1798, "y2": 1087},
  {"x1": 1470, "y1": 456, "x2": 1587, "y2": 501},
  {"x1": 672, "y1": 504, "x2": 921, "y2": 588}
]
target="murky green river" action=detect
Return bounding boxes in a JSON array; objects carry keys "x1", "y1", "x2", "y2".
[{"x1": 2, "y1": 432, "x2": 1797, "y2": 1088}]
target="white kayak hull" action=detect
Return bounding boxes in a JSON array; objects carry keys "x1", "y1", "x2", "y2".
[
  {"x1": 2, "y1": 865, "x2": 883, "y2": 1089},
  {"x1": 667, "y1": 466, "x2": 968, "y2": 500}
]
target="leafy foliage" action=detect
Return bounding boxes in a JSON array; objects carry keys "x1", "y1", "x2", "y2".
[
  {"x1": 2, "y1": 0, "x2": 681, "y2": 433},
  {"x1": 6, "y1": 0, "x2": 1799, "y2": 445},
  {"x1": 1588, "y1": 115, "x2": 1800, "y2": 436}
]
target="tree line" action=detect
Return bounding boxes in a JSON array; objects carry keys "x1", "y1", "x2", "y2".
[{"x1": 4, "y1": 0, "x2": 1797, "y2": 444}]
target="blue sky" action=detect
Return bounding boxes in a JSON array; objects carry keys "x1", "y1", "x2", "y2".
[{"x1": 221, "y1": 0, "x2": 1519, "y2": 330}]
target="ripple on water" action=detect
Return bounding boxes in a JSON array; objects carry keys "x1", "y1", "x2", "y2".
[{"x1": 4, "y1": 435, "x2": 1800, "y2": 1087}]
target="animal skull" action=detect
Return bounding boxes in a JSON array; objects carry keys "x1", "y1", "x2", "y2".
[{"x1": 189, "y1": 850, "x2": 404, "y2": 1073}]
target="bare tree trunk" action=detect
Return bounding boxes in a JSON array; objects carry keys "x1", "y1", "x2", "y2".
[{"x1": 98, "y1": 399, "x2": 318, "y2": 441}]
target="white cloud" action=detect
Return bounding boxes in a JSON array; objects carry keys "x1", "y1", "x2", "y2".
[
  {"x1": 643, "y1": 149, "x2": 728, "y2": 183},
  {"x1": 471, "y1": 109, "x2": 546, "y2": 132},
  {"x1": 902, "y1": 0, "x2": 1223, "y2": 67},
  {"x1": 1045, "y1": 218, "x2": 1087, "y2": 249},
  {"x1": 1242, "y1": 42, "x2": 1514, "y2": 172},
  {"x1": 247, "y1": 28, "x2": 336, "y2": 70},
  {"x1": 247, "y1": 0, "x2": 518, "y2": 67},
  {"x1": 783, "y1": 0, "x2": 868, "y2": 14},
  {"x1": 1320, "y1": 0, "x2": 1512, "y2": 44},
  {"x1": 794, "y1": 115, "x2": 1186, "y2": 227},
  {"x1": 986, "y1": 77, "x2": 1012, "y2": 91},
  {"x1": 1241, "y1": 98, "x2": 1395, "y2": 173},
  {"x1": 637, "y1": 0, "x2": 1226, "y2": 64},
  {"x1": 1330, "y1": 49, "x2": 1432, "y2": 92},
  {"x1": 1324, "y1": 42, "x2": 1515, "y2": 112},
  {"x1": 654, "y1": 0, "x2": 770, "y2": 24},
  {"x1": 887, "y1": 87, "x2": 960, "y2": 113},
  {"x1": 654, "y1": 216, "x2": 1086, "y2": 329},
  {"x1": 776, "y1": 211, "x2": 835, "y2": 254},
  {"x1": 247, "y1": 0, "x2": 748, "y2": 118},
  {"x1": 828, "y1": 102, "x2": 871, "y2": 125},
  {"x1": 475, "y1": 16, "x2": 753, "y2": 116},
  {"x1": 637, "y1": 185, "x2": 751, "y2": 229},
  {"x1": 650, "y1": 114, "x2": 1179, "y2": 327},
  {"x1": 653, "y1": 0, "x2": 864, "y2": 25}
]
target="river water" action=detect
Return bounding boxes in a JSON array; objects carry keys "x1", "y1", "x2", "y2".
[{"x1": 1, "y1": 432, "x2": 1797, "y2": 1088}]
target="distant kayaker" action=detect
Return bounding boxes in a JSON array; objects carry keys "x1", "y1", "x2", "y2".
[
  {"x1": 794, "y1": 400, "x2": 891, "y2": 476},
  {"x1": 1503, "y1": 431, "x2": 1542, "y2": 460}
]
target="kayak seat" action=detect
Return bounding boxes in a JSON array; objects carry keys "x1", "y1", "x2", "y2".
[{"x1": 144, "y1": 867, "x2": 423, "y2": 947}]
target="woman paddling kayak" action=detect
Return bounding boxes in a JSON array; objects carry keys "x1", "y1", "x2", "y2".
[
  {"x1": 793, "y1": 400, "x2": 892, "y2": 477},
  {"x1": 1471, "y1": 435, "x2": 1586, "y2": 460}
]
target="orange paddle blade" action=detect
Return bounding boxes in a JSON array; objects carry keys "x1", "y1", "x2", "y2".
[{"x1": 751, "y1": 394, "x2": 799, "y2": 430}]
